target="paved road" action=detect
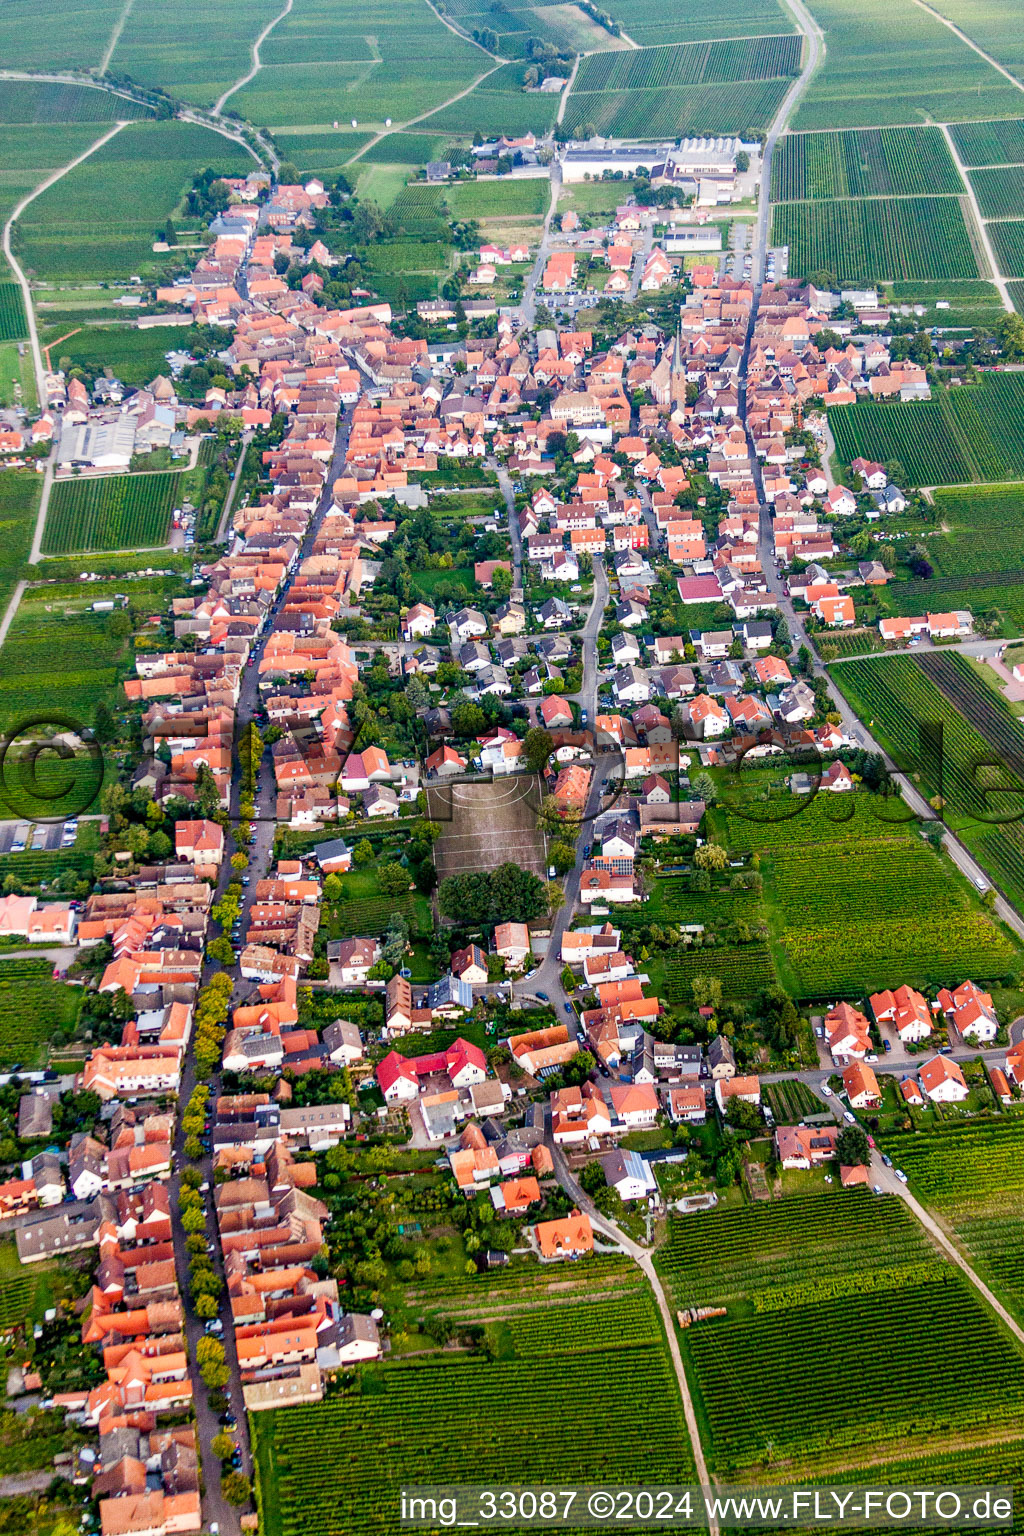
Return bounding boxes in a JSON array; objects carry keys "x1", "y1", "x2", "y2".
[
  {"x1": 521, "y1": 164, "x2": 561, "y2": 329},
  {"x1": 493, "y1": 460, "x2": 523, "y2": 584},
  {"x1": 215, "y1": 429, "x2": 254, "y2": 543}
]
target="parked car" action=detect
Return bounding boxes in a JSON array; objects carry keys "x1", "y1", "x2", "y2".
[
  {"x1": 895, "y1": 1169, "x2": 908, "y2": 1184},
  {"x1": 536, "y1": 991, "x2": 548, "y2": 1001},
  {"x1": 882, "y1": 1153, "x2": 893, "y2": 1168},
  {"x1": 820, "y1": 1082, "x2": 832, "y2": 1095},
  {"x1": 843, "y1": 1111, "x2": 856, "y2": 1124},
  {"x1": 873, "y1": 1184, "x2": 883, "y2": 1195}
]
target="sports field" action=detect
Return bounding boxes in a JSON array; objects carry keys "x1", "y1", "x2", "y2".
[{"x1": 428, "y1": 777, "x2": 547, "y2": 879}]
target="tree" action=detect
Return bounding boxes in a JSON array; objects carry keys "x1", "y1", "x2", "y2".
[
  {"x1": 549, "y1": 839, "x2": 576, "y2": 875},
  {"x1": 211, "y1": 1432, "x2": 235, "y2": 1461},
  {"x1": 230, "y1": 851, "x2": 248, "y2": 873},
  {"x1": 545, "y1": 880, "x2": 565, "y2": 914},
  {"x1": 692, "y1": 771, "x2": 717, "y2": 806},
  {"x1": 377, "y1": 861, "x2": 410, "y2": 896},
  {"x1": 835, "y1": 1123, "x2": 870, "y2": 1167},
  {"x1": 997, "y1": 311, "x2": 1024, "y2": 361},
  {"x1": 726, "y1": 1098, "x2": 761, "y2": 1134},
  {"x1": 352, "y1": 838, "x2": 375, "y2": 867},
  {"x1": 181, "y1": 1205, "x2": 205, "y2": 1233},
  {"x1": 522, "y1": 727, "x2": 555, "y2": 773},
  {"x1": 195, "y1": 1336, "x2": 225, "y2": 1366},
  {"x1": 694, "y1": 843, "x2": 728, "y2": 872},
  {"x1": 690, "y1": 974, "x2": 723, "y2": 1010},
  {"x1": 200, "y1": 1360, "x2": 231, "y2": 1390},
  {"x1": 221, "y1": 1471, "x2": 251, "y2": 1506}
]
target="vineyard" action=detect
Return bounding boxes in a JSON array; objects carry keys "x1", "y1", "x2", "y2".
[
  {"x1": 988, "y1": 220, "x2": 1024, "y2": 279},
  {"x1": 326, "y1": 891, "x2": 431, "y2": 939},
  {"x1": 253, "y1": 1296, "x2": 696, "y2": 1536},
  {"x1": 662, "y1": 942, "x2": 775, "y2": 1001},
  {"x1": 830, "y1": 373, "x2": 1024, "y2": 484},
  {"x1": 657, "y1": 1193, "x2": 1024, "y2": 1472},
  {"x1": 560, "y1": 77, "x2": 789, "y2": 140},
  {"x1": 970, "y1": 165, "x2": 1024, "y2": 219},
  {"x1": 876, "y1": 1120, "x2": 1024, "y2": 1324},
  {"x1": 600, "y1": 0, "x2": 798, "y2": 45},
  {"x1": 43, "y1": 472, "x2": 177, "y2": 553},
  {"x1": 764, "y1": 1078, "x2": 824, "y2": 1123},
  {"x1": 0, "y1": 283, "x2": 27, "y2": 342},
  {"x1": 0, "y1": 80, "x2": 152, "y2": 123},
  {"x1": 772, "y1": 127, "x2": 962, "y2": 201},
  {"x1": 950, "y1": 117, "x2": 1024, "y2": 166},
  {"x1": 0, "y1": 959, "x2": 82, "y2": 1067},
  {"x1": 768, "y1": 835, "x2": 1016, "y2": 995},
  {"x1": 573, "y1": 35, "x2": 802, "y2": 93},
  {"x1": 930, "y1": 484, "x2": 1024, "y2": 579},
  {"x1": 815, "y1": 627, "x2": 882, "y2": 661},
  {"x1": 772, "y1": 196, "x2": 978, "y2": 283},
  {"x1": 0, "y1": 1240, "x2": 54, "y2": 1330}
]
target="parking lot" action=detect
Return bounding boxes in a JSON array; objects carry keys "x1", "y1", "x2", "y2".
[{"x1": 0, "y1": 817, "x2": 80, "y2": 853}]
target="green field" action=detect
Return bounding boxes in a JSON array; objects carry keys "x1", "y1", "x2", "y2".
[
  {"x1": 0, "y1": 80, "x2": 151, "y2": 123},
  {"x1": 772, "y1": 127, "x2": 963, "y2": 200},
  {"x1": 561, "y1": 76, "x2": 791, "y2": 140},
  {"x1": 109, "y1": 0, "x2": 283, "y2": 106},
  {"x1": 0, "y1": 282, "x2": 28, "y2": 341},
  {"x1": 969, "y1": 166, "x2": 1024, "y2": 219},
  {"x1": 41, "y1": 323, "x2": 188, "y2": 388},
  {"x1": 15, "y1": 120, "x2": 253, "y2": 282},
  {"x1": 877, "y1": 1120, "x2": 1024, "y2": 1324},
  {"x1": 951, "y1": 117, "x2": 1024, "y2": 167},
  {"x1": 600, "y1": 0, "x2": 797, "y2": 45},
  {"x1": 253, "y1": 1265, "x2": 696, "y2": 1536},
  {"x1": 773, "y1": 196, "x2": 978, "y2": 282},
  {"x1": 231, "y1": 0, "x2": 488, "y2": 128},
  {"x1": 0, "y1": 0, "x2": 123, "y2": 71},
  {"x1": 419, "y1": 63, "x2": 559, "y2": 138},
  {"x1": 43, "y1": 473, "x2": 177, "y2": 554},
  {"x1": 273, "y1": 130, "x2": 371, "y2": 173},
  {"x1": 0, "y1": 471, "x2": 41, "y2": 614},
  {"x1": 658, "y1": 1191, "x2": 1024, "y2": 1473},
  {"x1": 988, "y1": 220, "x2": 1024, "y2": 279},
  {"x1": 0, "y1": 959, "x2": 82, "y2": 1068},
  {"x1": 0, "y1": 1239, "x2": 56, "y2": 1330},
  {"x1": 921, "y1": 0, "x2": 1024, "y2": 82},
  {"x1": 831, "y1": 373, "x2": 1024, "y2": 485},
  {"x1": 446, "y1": 177, "x2": 547, "y2": 219},
  {"x1": 793, "y1": 0, "x2": 1024, "y2": 129}
]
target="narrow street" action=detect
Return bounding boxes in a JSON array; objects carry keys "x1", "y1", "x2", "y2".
[{"x1": 168, "y1": 417, "x2": 351, "y2": 1534}]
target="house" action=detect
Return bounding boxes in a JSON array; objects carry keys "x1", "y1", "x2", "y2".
[
  {"x1": 313, "y1": 838, "x2": 352, "y2": 874},
  {"x1": 609, "y1": 1082, "x2": 659, "y2": 1128},
  {"x1": 919, "y1": 1054, "x2": 969, "y2": 1102},
  {"x1": 665, "y1": 1085, "x2": 707, "y2": 1124},
  {"x1": 540, "y1": 695, "x2": 573, "y2": 729},
  {"x1": 599, "y1": 1148, "x2": 658, "y2": 1201},
  {"x1": 402, "y1": 603, "x2": 435, "y2": 641},
  {"x1": 491, "y1": 1176, "x2": 541, "y2": 1216},
  {"x1": 493, "y1": 921, "x2": 530, "y2": 969},
  {"x1": 825, "y1": 1001, "x2": 872, "y2": 1062},
  {"x1": 936, "y1": 980, "x2": 998, "y2": 1043},
  {"x1": 774, "y1": 1124, "x2": 839, "y2": 1168},
  {"x1": 707, "y1": 1035, "x2": 735, "y2": 1080},
  {"x1": 715, "y1": 1075, "x2": 760, "y2": 1112},
  {"x1": 843, "y1": 1060, "x2": 881, "y2": 1109},
  {"x1": 330, "y1": 937, "x2": 380, "y2": 985},
  {"x1": 451, "y1": 944, "x2": 488, "y2": 986},
  {"x1": 174, "y1": 819, "x2": 224, "y2": 866},
  {"x1": 870, "y1": 984, "x2": 931, "y2": 1043},
  {"x1": 535, "y1": 1210, "x2": 593, "y2": 1259},
  {"x1": 323, "y1": 1020, "x2": 364, "y2": 1066}
]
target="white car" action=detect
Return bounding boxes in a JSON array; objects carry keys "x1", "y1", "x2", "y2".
[
  {"x1": 873, "y1": 1184, "x2": 883, "y2": 1195},
  {"x1": 820, "y1": 1082, "x2": 832, "y2": 1096},
  {"x1": 843, "y1": 1111, "x2": 856, "y2": 1124},
  {"x1": 895, "y1": 1169, "x2": 908, "y2": 1184}
]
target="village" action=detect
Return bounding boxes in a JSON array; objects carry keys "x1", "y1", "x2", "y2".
[{"x1": 3, "y1": 122, "x2": 1024, "y2": 1536}]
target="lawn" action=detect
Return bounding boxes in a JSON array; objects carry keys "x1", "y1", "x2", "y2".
[
  {"x1": 0, "y1": 959, "x2": 82, "y2": 1068},
  {"x1": 15, "y1": 120, "x2": 253, "y2": 282},
  {"x1": 657, "y1": 1190, "x2": 1024, "y2": 1473},
  {"x1": 43, "y1": 472, "x2": 177, "y2": 554}
]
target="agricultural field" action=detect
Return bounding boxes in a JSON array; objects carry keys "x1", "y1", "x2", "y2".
[
  {"x1": 420, "y1": 63, "x2": 559, "y2": 138},
  {"x1": 877, "y1": 1120, "x2": 1024, "y2": 1324},
  {"x1": 253, "y1": 1268, "x2": 696, "y2": 1536},
  {"x1": 0, "y1": 124, "x2": 113, "y2": 277},
  {"x1": 0, "y1": 575, "x2": 184, "y2": 740},
  {"x1": 15, "y1": 120, "x2": 253, "y2": 282},
  {"x1": 950, "y1": 117, "x2": 1024, "y2": 167},
  {"x1": 830, "y1": 372, "x2": 1024, "y2": 485},
  {"x1": 772, "y1": 127, "x2": 963, "y2": 201},
  {"x1": 446, "y1": 177, "x2": 548, "y2": 219},
  {"x1": 600, "y1": 0, "x2": 797, "y2": 45},
  {"x1": 969, "y1": 165, "x2": 1024, "y2": 220},
  {"x1": 386, "y1": 185, "x2": 449, "y2": 240},
  {"x1": 0, "y1": 959, "x2": 82, "y2": 1068},
  {"x1": 658, "y1": 1191, "x2": 1024, "y2": 1474},
  {"x1": 0, "y1": 0, "x2": 124, "y2": 71},
  {"x1": 763, "y1": 1078, "x2": 824, "y2": 1123},
  {"x1": 930, "y1": 484, "x2": 1024, "y2": 585},
  {"x1": 429, "y1": 777, "x2": 547, "y2": 880},
  {"x1": 793, "y1": 0, "x2": 1024, "y2": 129},
  {"x1": 659, "y1": 941, "x2": 775, "y2": 1002},
  {"x1": 772, "y1": 196, "x2": 979, "y2": 283},
  {"x1": 922, "y1": 0, "x2": 1024, "y2": 81},
  {"x1": 0, "y1": 81, "x2": 152, "y2": 124},
  {"x1": 230, "y1": 0, "x2": 488, "y2": 129},
  {"x1": 0, "y1": 1240, "x2": 56, "y2": 1331},
  {"x1": 572, "y1": 35, "x2": 803, "y2": 93},
  {"x1": 0, "y1": 283, "x2": 28, "y2": 342},
  {"x1": 356, "y1": 132, "x2": 449, "y2": 166},
  {"x1": 273, "y1": 130, "x2": 370, "y2": 174},
  {"x1": 39, "y1": 324, "x2": 187, "y2": 388},
  {"x1": 441, "y1": 0, "x2": 621, "y2": 57},
  {"x1": 109, "y1": 0, "x2": 283, "y2": 107},
  {"x1": 0, "y1": 471, "x2": 41, "y2": 615},
  {"x1": 43, "y1": 473, "x2": 177, "y2": 555},
  {"x1": 561, "y1": 76, "x2": 792, "y2": 141},
  {"x1": 988, "y1": 220, "x2": 1024, "y2": 278}
]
